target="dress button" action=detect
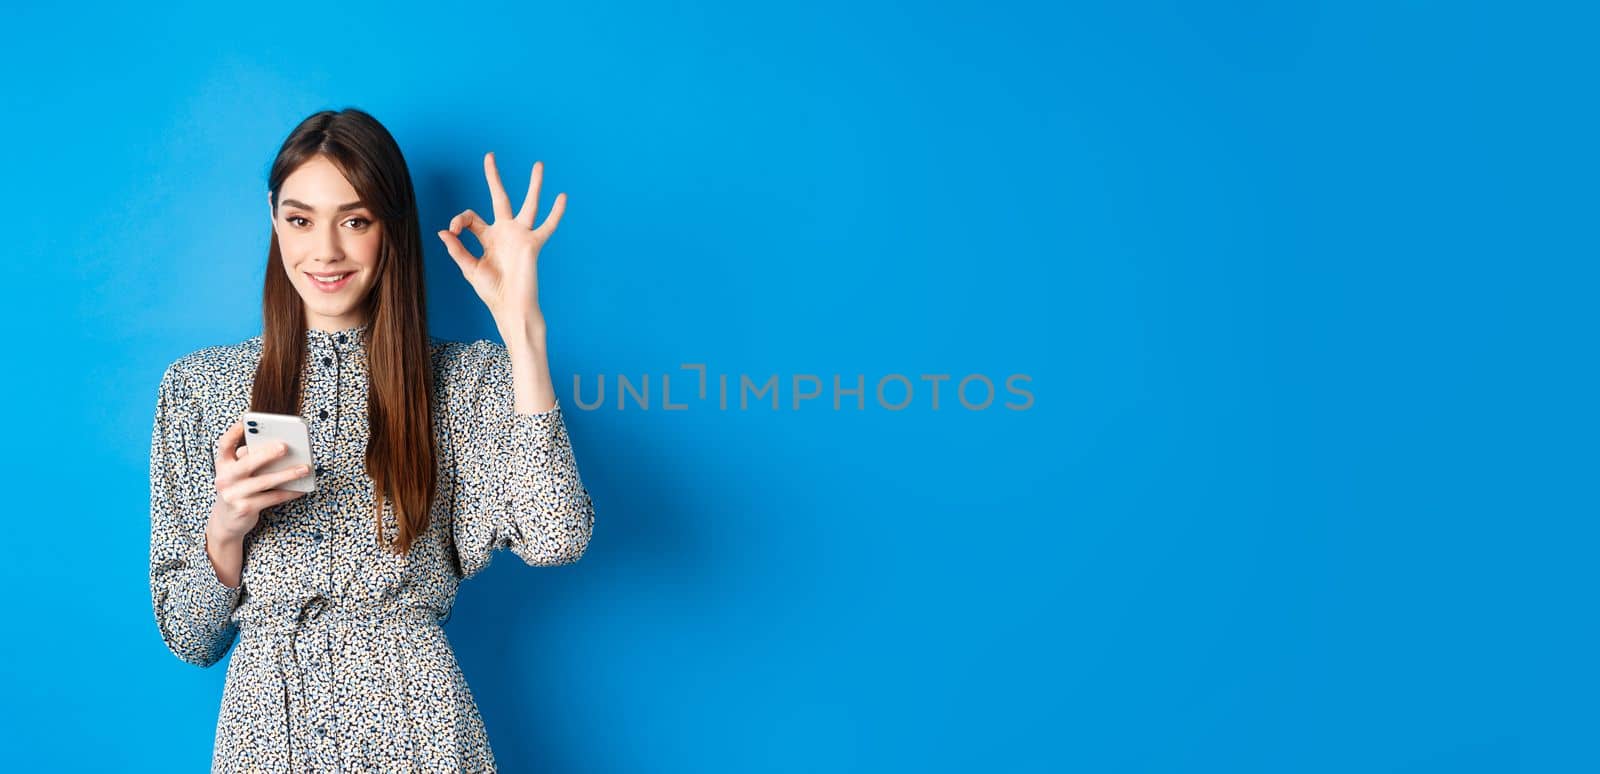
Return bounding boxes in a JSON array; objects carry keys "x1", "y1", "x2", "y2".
[
  {"x1": 315, "y1": 465, "x2": 326, "y2": 475},
  {"x1": 311, "y1": 531, "x2": 323, "y2": 542},
  {"x1": 319, "y1": 408, "x2": 329, "y2": 420},
  {"x1": 315, "y1": 725, "x2": 326, "y2": 737},
  {"x1": 321, "y1": 356, "x2": 332, "y2": 367},
  {"x1": 336, "y1": 332, "x2": 346, "y2": 343}
]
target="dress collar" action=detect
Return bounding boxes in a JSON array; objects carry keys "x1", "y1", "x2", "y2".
[{"x1": 304, "y1": 322, "x2": 369, "y2": 355}]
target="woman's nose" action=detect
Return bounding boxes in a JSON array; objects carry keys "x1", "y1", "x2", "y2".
[{"x1": 320, "y1": 223, "x2": 344, "y2": 257}]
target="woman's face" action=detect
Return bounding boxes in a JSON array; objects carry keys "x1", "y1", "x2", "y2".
[{"x1": 268, "y1": 155, "x2": 382, "y2": 331}]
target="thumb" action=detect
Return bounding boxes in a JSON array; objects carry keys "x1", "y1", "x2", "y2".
[{"x1": 437, "y1": 230, "x2": 477, "y2": 278}]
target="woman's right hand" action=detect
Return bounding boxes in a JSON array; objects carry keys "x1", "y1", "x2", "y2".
[{"x1": 207, "y1": 420, "x2": 311, "y2": 544}]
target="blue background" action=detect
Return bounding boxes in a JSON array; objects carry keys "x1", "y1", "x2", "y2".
[{"x1": 1, "y1": 1, "x2": 1591, "y2": 771}]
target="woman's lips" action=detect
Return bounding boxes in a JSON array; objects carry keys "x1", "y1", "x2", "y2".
[{"x1": 307, "y1": 271, "x2": 354, "y2": 292}]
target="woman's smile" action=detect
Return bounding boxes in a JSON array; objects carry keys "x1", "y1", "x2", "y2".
[{"x1": 306, "y1": 270, "x2": 355, "y2": 292}]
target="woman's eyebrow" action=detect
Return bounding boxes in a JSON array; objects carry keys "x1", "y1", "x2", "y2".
[{"x1": 280, "y1": 198, "x2": 368, "y2": 212}]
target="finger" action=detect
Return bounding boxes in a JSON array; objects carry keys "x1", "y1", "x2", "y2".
[
  {"x1": 483, "y1": 151, "x2": 514, "y2": 222},
  {"x1": 234, "y1": 461, "x2": 312, "y2": 498},
  {"x1": 536, "y1": 192, "x2": 567, "y2": 238},
  {"x1": 216, "y1": 421, "x2": 245, "y2": 463},
  {"x1": 515, "y1": 160, "x2": 543, "y2": 228},
  {"x1": 222, "y1": 446, "x2": 252, "y2": 479},
  {"x1": 245, "y1": 487, "x2": 307, "y2": 513},
  {"x1": 267, "y1": 462, "x2": 312, "y2": 488},
  {"x1": 437, "y1": 229, "x2": 479, "y2": 278},
  {"x1": 447, "y1": 209, "x2": 490, "y2": 243},
  {"x1": 247, "y1": 441, "x2": 295, "y2": 475}
]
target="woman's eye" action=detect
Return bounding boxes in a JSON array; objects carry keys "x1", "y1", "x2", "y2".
[{"x1": 285, "y1": 215, "x2": 369, "y2": 228}]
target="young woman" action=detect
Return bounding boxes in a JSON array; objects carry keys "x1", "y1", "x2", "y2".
[{"x1": 148, "y1": 107, "x2": 595, "y2": 771}]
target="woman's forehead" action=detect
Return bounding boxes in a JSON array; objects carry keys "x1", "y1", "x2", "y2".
[{"x1": 280, "y1": 157, "x2": 362, "y2": 208}]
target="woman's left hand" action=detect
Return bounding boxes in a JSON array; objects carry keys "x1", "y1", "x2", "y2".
[{"x1": 437, "y1": 151, "x2": 567, "y2": 332}]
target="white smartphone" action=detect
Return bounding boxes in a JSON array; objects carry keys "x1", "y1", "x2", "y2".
[{"x1": 240, "y1": 411, "x2": 318, "y2": 493}]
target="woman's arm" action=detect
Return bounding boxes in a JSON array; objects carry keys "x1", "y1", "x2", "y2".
[
  {"x1": 205, "y1": 522, "x2": 244, "y2": 589},
  {"x1": 436, "y1": 153, "x2": 591, "y2": 575},
  {"x1": 447, "y1": 339, "x2": 595, "y2": 578},
  {"x1": 501, "y1": 315, "x2": 556, "y2": 414},
  {"x1": 149, "y1": 361, "x2": 242, "y2": 668}
]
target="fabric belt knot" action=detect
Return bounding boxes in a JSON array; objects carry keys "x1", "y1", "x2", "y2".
[{"x1": 243, "y1": 594, "x2": 437, "y2": 770}]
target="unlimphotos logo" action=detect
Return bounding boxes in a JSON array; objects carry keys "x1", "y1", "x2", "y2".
[{"x1": 570, "y1": 364, "x2": 1034, "y2": 411}]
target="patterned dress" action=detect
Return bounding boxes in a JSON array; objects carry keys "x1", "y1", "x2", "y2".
[{"x1": 148, "y1": 322, "x2": 595, "y2": 772}]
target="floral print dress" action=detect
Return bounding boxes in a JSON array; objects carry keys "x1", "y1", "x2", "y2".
[{"x1": 148, "y1": 322, "x2": 595, "y2": 772}]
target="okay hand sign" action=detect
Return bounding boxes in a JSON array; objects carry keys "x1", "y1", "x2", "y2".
[{"x1": 437, "y1": 152, "x2": 567, "y2": 330}]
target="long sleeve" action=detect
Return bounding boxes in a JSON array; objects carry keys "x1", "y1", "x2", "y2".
[
  {"x1": 449, "y1": 340, "x2": 596, "y2": 579},
  {"x1": 149, "y1": 360, "x2": 242, "y2": 667}
]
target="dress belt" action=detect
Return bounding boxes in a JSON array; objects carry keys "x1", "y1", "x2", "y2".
[{"x1": 240, "y1": 594, "x2": 440, "y2": 770}]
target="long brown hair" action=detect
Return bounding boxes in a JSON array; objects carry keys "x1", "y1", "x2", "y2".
[{"x1": 251, "y1": 108, "x2": 436, "y2": 555}]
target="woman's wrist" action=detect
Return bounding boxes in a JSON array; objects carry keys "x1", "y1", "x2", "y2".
[
  {"x1": 204, "y1": 523, "x2": 244, "y2": 589},
  {"x1": 205, "y1": 515, "x2": 241, "y2": 548},
  {"x1": 497, "y1": 315, "x2": 547, "y2": 353}
]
